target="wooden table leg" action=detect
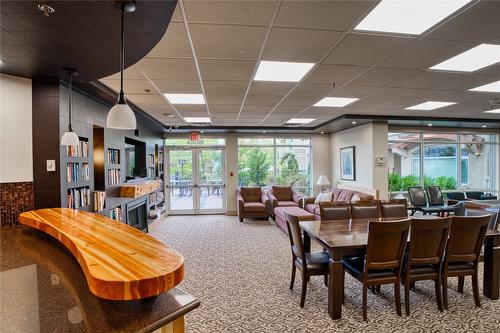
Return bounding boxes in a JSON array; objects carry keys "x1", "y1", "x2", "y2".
[
  {"x1": 303, "y1": 232, "x2": 311, "y2": 253},
  {"x1": 483, "y1": 236, "x2": 499, "y2": 300},
  {"x1": 328, "y1": 251, "x2": 344, "y2": 319}
]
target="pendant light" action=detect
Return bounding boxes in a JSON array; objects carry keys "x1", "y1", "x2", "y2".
[
  {"x1": 106, "y1": 1, "x2": 137, "y2": 130},
  {"x1": 61, "y1": 69, "x2": 80, "y2": 146}
]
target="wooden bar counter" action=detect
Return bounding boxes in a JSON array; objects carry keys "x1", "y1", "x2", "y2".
[{"x1": 0, "y1": 224, "x2": 199, "y2": 333}]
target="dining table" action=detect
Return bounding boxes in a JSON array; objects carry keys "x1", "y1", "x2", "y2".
[{"x1": 299, "y1": 217, "x2": 500, "y2": 320}]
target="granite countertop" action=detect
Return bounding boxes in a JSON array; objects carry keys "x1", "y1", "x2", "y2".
[{"x1": 0, "y1": 225, "x2": 200, "y2": 333}]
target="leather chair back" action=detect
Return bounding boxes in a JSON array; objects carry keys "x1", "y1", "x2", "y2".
[
  {"x1": 240, "y1": 187, "x2": 262, "y2": 202},
  {"x1": 284, "y1": 211, "x2": 306, "y2": 263},
  {"x1": 380, "y1": 199, "x2": 408, "y2": 219},
  {"x1": 426, "y1": 186, "x2": 445, "y2": 206},
  {"x1": 408, "y1": 186, "x2": 427, "y2": 207},
  {"x1": 446, "y1": 215, "x2": 491, "y2": 264},
  {"x1": 319, "y1": 201, "x2": 350, "y2": 221},
  {"x1": 408, "y1": 217, "x2": 451, "y2": 266},
  {"x1": 271, "y1": 186, "x2": 293, "y2": 201},
  {"x1": 366, "y1": 219, "x2": 410, "y2": 271},
  {"x1": 351, "y1": 200, "x2": 380, "y2": 220},
  {"x1": 447, "y1": 192, "x2": 466, "y2": 201}
]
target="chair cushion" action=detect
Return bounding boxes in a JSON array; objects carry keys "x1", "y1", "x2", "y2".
[
  {"x1": 277, "y1": 200, "x2": 298, "y2": 207},
  {"x1": 343, "y1": 257, "x2": 397, "y2": 279},
  {"x1": 331, "y1": 188, "x2": 343, "y2": 201},
  {"x1": 241, "y1": 187, "x2": 261, "y2": 202},
  {"x1": 338, "y1": 189, "x2": 354, "y2": 202},
  {"x1": 404, "y1": 264, "x2": 437, "y2": 276},
  {"x1": 296, "y1": 251, "x2": 329, "y2": 271},
  {"x1": 447, "y1": 262, "x2": 474, "y2": 272},
  {"x1": 274, "y1": 206, "x2": 314, "y2": 222},
  {"x1": 272, "y1": 186, "x2": 293, "y2": 201},
  {"x1": 243, "y1": 202, "x2": 266, "y2": 212},
  {"x1": 355, "y1": 192, "x2": 374, "y2": 201},
  {"x1": 305, "y1": 203, "x2": 320, "y2": 215},
  {"x1": 314, "y1": 192, "x2": 333, "y2": 204}
]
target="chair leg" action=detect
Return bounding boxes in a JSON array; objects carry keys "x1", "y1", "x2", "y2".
[
  {"x1": 472, "y1": 273, "x2": 481, "y2": 307},
  {"x1": 300, "y1": 274, "x2": 308, "y2": 308},
  {"x1": 324, "y1": 274, "x2": 328, "y2": 286},
  {"x1": 376, "y1": 285, "x2": 381, "y2": 293},
  {"x1": 342, "y1": 270, "x2": 345, "y2": 304},
  {"x1": 435, "y1": 278, "x2": 443, "y2": 312},
  {"x1": 458, "y1": 276, "x2": 464, "y2": 293},
  {"x1": 405, "y1": 278, "x2": 410, "y2": 316},
  {"x1": 442, "y1": 275, "x2": 448, "y2": 310},
  {"x1": 289, "y1": 262, "x2": 296, "y2": 290},
  {"x1": 395, "y1": 280, "x2": 402, "y2": 317},
  {"x1": 363, "y1": 284, "x2": 368, "y2": 321},
  {"x1": 239, "y1": 217, "x2": 243, "y2": 222}
]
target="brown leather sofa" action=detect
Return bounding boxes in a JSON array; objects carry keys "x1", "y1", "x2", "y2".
[
  {"x1": 237, "y1": 187, "x2": 270, "y2": 222},
  {"x1": 267, "y1": 185, "x2": 303, "y2": 218},
  {"x1": 303, "y1": 187, "x2": 374, "y2": 219}
]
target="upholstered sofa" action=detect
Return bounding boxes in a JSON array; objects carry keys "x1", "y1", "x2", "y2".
[
  {"x1": 267, "y1": 185, "x2": 303, "y2": 218},
  {"x1": 237, "y1": 187, "x2": 271, "y2": 222},
  {"x1": 302, "y1": 187, "x2": 375, "y2": 219}
]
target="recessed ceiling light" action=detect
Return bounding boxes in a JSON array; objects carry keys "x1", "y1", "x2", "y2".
[
  {"x1": 482, "y1": 125, "x2": 488, "y2": 128},
  {"x1": 164, "y1": 93, "x2": 205, "y2": 104},
  {"x1": 314, "y1": 97, "x2": 359, "y2": 107},
  {"x1": 286, "y1": 118, "x2": 315, "y2": 124},
  {"x1": 352, "y1": 121, "x2": 357, "y2": 125},
  {"x1": 355, "y1": 0, "x2": 471, "y2": 35},
  {"x1": 428, "y1": 123, "x2": 433, "y2": 127},
  {"x1": 405, "y1": 101, "x2": 456, "y2": 110},
  {"x1": 262, "y1": 130, "x2": 266, "y2": 134},
  {"x1": 320, "y1": 131, "x2": 325, "y2": 134},
  {"x1": 184, "y1": 117, "x2": 210, "y2": 123},
  {"x1": 200, "y1": 130, "x2": 204, "y2": 134},
  {"x1": 469, "y1": 80, "x2": 500, "y2": 93},
  {"x1": 254, "y1": 61, "x2": 315, "y2": 82},
  {"x1": 484, "y1": 108, "x2": 500, "y2": 114},
  {"x1": 163, "y1": 113, "x2": 175, "y2": 118},
  {"x1": 430, "y1": 44, "x2": 500, "y2": 72}
]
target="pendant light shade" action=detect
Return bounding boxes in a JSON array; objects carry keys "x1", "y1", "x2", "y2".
[
  {"x1": 61, "y1": 69, "x2": 80, "y2": 146},
  {"x1": 106, "y1": 1, "x2": 136, "y2": 130}
]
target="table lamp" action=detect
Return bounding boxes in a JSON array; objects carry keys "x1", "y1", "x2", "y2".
[{"x1": 316, "y1": 175, "x2": 330, "y2": 192}]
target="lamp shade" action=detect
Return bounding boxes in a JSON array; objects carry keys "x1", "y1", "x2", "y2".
[
  {"x1": 61, "y1": 130, "x2": 80, "y2": 146},
  {"x1": 106, "y1": 103, "x2": 137, "y2": 129},
  {"x1": 316, "y1": 175, "x2": 330, "y2": 186}
]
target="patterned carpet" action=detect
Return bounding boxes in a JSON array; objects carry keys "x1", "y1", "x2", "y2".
[{"x1": 149, "y1": 215, "x2": 500, "y2": 332}]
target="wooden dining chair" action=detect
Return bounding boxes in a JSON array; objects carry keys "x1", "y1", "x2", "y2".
[
  {"x1": 403, "y1": 216, "x2": 452, "y2": 316},
  {"x1": 350, "y1": 200, "x2": 380, "y2": 220},
  {"x1": 319, "y1": 201, "x2": 350, "y2": 221},
  {"x1": 343, "y1": 219, "x2": 411, "y2": 321},
  {"x1": 284, "y1": 211, "x2": 329, "y2": 308},
  {"x1": 380, "y1": 199, "x2": 408, "y2": 219},
  {"x1": 442, "y1": 214, "x2": 491, "y2": 310}
]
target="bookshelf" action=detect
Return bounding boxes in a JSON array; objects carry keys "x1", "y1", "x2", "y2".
[
  {"x1": 158, "y1": 151, "x2": 164, "y2": 177},
  {"x1": 67, "y1": 186, "x2": 91, "y2": 209},
  {"x1": 147, "y1": 153, "x2": 155, "y2": 178},
  {"x1": 63, "y1": 136, "x2": 92, "y2": 210},
  {"x1": 107, "y1": 148, "x2": 120, "y2": 165}
]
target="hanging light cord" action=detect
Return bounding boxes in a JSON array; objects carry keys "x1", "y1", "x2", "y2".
[
  {"x1": 119, "y1": 2, "x2": 125, "y2": 99},
  {"x1": 68, "y1": 71, "x2": 74, "y2": 131}
]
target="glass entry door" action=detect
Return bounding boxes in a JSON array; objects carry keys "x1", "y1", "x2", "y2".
[{"x1": 167, "y1": 148, "x2": 225, "y2": 214}]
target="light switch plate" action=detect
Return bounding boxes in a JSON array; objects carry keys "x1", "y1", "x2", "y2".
[{"x1": 46, "y1": 160, "x2": 56, "y2": 172}]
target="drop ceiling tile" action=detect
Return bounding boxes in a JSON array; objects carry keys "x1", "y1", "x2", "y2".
[
  {"x1": 100, "y1": 79, "x2": 155, "y2": 94},
  {"x1": 274, "y1": 1, "x2": 375, "y2": 31},
  {"x1": 323, "y1": 33, "x2": 414, "y2": 66},
  {"x1": 350, "y1": 67, "x2": 421, "y2": 87},
  {"x1": 180, "y1": 111, "x2": 210, "y2": 117},
  {"x1": 139, "y1": 58, "x2": 198, "y2": 80},
  {"x1": 273, "y1": 105, "x2": 306, "y2": 115},
  {"x1": 245, "y1": 95, "x2": 283, "y2": 106},
  {"x1": 291, "y1": 83, "x2": 335, "y2": 97},
  {"x1": 479, "y1": 63, "x2": 500, "y2": 76},
  {"x1": 145, "y1": 23, "x2": 192, "y2": 58},
  {"x1": 332, "y1": 85, "x2": 381, "y2": 98},
  {"x1": 248, "y1": 82, "x2": 295, "y2": 96},
  {"x1": 381, "y1": 38, "x2": 475, "y2": 70},
  {"x1": 304, "y1": 64, "x2": 368, "y2": 85},
  {"x1": 240, "y1": 105, "x2": 274, "y2": 115},
  {"x1": 153, "y1": 80, "x2": 202, "y2": 93},
  {"x1": 183, "y1": 0, "x2": 278, "y2": 26},
  {"x1": 435, "y1": 73, "x2": 500, "y2": 91},
  {"x1": 198, "y1": 59, "x2": 255, "y2": 81},
  {"x1": 174, "y1": 104, "x2": 208, "y2": 113},
  {"x1": 208, "y1": 105, "x2": 240, "y2": 114},
  {"x1": 190, "y1": 24, "x2": 267, "y2": 60},
  {"x1": 100, "y1": 66, "x2": 145, "y2": 80},
  {"x1": 137, "y1": 104, "x2": 176, "y2": 114},
  {"x1": 262, "y1": 27, "x2": 344, "y2": 62},
  {"x1": 126, "y1": 94, "x2": 165, "y2": 105},
  {"x1": 205, "y1": 95, "x2": 243, "y2": 105},
  {"x1": 369, "y1": 87, "x2": 423, "y2": 100},
  {"x1": 170, "y1": 4, "x2": 183, "y2": 22},
  {"x1": 280, "y1": 96, "x2": 317, "y2": 107},
  {"x1": 425, "y1": 1, "x2": 500, "y2": 43},
  {"x1": 203, "y1": 81, "x2": 248, "y2": 97},
  {"x1": 396, "y1": 71, "x2": 462, "y2": 89}
]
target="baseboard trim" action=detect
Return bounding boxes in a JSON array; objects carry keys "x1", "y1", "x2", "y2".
[{"x1": 225, "y1": 211, "x2": 237, "y2": 216}]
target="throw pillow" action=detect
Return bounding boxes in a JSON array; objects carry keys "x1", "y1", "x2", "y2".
[
  {"x1": 314, "y1": 192, "x2": 333, "y2": 204},
  {"x1": 351, "y1": 193, "x2": 361, "y2": 202}
]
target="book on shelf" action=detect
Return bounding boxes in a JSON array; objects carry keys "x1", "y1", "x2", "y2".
[
  {"x1": 93, "y1": 191, "x2": 106, "y2": 212},
  {"x1": 66, "y1": 139, "x2": 89, "y2": 157},
  {"x1": 147, "y1": 167, "x2": 154, "y2": 178},
  {"x1": 107, "y1": 149, "x2": 120, "y2": 165},
  {"x1": 67, "y1": 187, "x2": 91, "y2": 209},
  {"x1": 147, "y1": 154, "x2": 154, "y2": 166},
  {"x1": 66, "y1": 162, "x2": 79, "y2": 183},
  {"x1": 109, "y1": 207, "x2": 122, "y2": 221},
  {"x1": 157, "y1": 190, "x2": 164, "y2": 204},
  {"x1": 82, "y1": 163, "x2": 90, "y2": 181},
  {"x1": 108, "y1": 169, "x2": 121, "y2": 185}
]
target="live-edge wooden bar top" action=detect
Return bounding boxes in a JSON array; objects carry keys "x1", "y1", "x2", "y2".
[{"x1": 19, "y1": 208, "x2": 184, "y2": 301}]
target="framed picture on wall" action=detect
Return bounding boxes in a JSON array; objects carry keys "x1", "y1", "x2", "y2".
[{"x1": 340, "y1": 146, "x2": 356, "y2": 181}]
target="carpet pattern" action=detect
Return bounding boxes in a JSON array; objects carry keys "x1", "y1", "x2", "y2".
[{"x1": 149, "y1": 215, "x2": 500, "y2": 332}]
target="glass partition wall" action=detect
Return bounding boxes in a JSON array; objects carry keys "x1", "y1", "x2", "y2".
[{"x1": 388, "y1": 131, "x2": 498, "y2": 195}]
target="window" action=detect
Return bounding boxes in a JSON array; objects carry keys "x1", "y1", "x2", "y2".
[
  {"x1": 388, "y1": 132, "x2": 497, "y2": 193},
  {"x1": 238, "y1": 138, "x2": 312, "y2": 195}
]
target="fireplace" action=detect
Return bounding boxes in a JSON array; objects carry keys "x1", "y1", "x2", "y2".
[{"x1": 127, "y1": 199, "x2": 148, "y2": 232}]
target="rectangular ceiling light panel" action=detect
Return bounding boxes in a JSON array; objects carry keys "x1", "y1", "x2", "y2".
[
  {"x1": 165, "y1": 93, "x2": 205, "y2": 104},
  {"x1": 286, "y1": 118, "x2": 315, "y2": 124},
  {"x1": 355, "y1": 0, "x2": 472, "y2": 35},
  {"x1": 184, "y1": 117, "x2": 211, "y2": 123},
  {"x1": 469, "y1": 80, "x2": 500, "y2": 92},
  {"x1": 254, "y1": 61, "x2": 315, "y2": 82},
  {"x1": 430, "y1": 44, "x2": 500, "y2": 72},
  {"x1": 484, "y1": 108, "x2": 500, "y2": 114},
  {"x1": 405, "y1": 101, "x2": 456, "y2": 110},
  {"x1": 314, "y1": 97, "x2": 359, "y2": 107}
]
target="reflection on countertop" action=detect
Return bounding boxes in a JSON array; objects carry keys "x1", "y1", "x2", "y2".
[{"x1": 0, "y1": 225, "x2": 200, "y2": 333}]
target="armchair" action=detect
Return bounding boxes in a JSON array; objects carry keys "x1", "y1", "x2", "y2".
[
  {"x1": 267, "y1": 185, "x2": 302, "y2": 218},
  {"x1": 237, "y1": 187, "x2": 270, "y2": 222}
]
